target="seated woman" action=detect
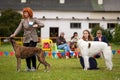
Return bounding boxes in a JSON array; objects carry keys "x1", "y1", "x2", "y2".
[
  {"x1": 79, "y1": 30, "x2": 99, "y2": 70},
  {"x1": 70, "y1": 32, "x2": 79, "y2": 51},
  {"x1": 94, "y1": 30, "x2": 110, "y2": 58}
]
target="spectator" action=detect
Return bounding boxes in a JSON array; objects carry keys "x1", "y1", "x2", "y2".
[
  {"x1": 70, "y1": 32, "x2": 79, "y2": 51},
  {"x1": 94, "y1": 30, "x2": 109, "y2": 45},
  {"x1": 10, "y1": 7, "x2": 44, "y2": 71},
  {"x1": 56, "y1": 32, "x2": 73, "y2": 58},
  {"x1": 71, "y1": 32, "x2": 79, "y2": 42},
  {"x1": 94, "y1": 30, "x2": 109, "y2": 58},
  {"x1": 80, "y1": 29, "x2": 99, "y2": 70}
]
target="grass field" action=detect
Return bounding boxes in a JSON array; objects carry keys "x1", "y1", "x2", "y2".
[{"x1": 0, "y1": 43, "x2": 120, "y2": 80}]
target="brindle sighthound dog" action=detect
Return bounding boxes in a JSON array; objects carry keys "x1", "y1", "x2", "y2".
[{"x1": 9, "y1": 37, "x2": 50, "y2": 72}]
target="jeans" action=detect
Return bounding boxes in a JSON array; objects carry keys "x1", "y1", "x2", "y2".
[{"x1": 57, "y1": 43, "x2": 71, "y2": 53}]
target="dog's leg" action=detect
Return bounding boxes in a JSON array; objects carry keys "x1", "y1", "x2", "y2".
[
  {"x1": 103, "y1": 49, "x2": 113, "y2": 70},
  {"x1": 17, "y1": 58, "x2": 21, "y2": 72},
  {"x1": 104, "y1": 58, "x2": 113, "y2": 70},
  {"x1": 38, "y1": 57, "x2": 50, "y2": 72},
  {"x1": 37, "y1": 51, "x2": 50, "y2": 72},
  {"x1": 43, "y1": 61, "x2": 50, "y2": 72},
  {"x1": 83, "y1": 56, "x2": 89, "y2": 70}
]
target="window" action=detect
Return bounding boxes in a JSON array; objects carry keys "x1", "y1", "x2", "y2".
[
  {"x1": 21, "y1": 0, "x2": 26, "y2": 3},
  {"x1": 89, "y1": 23, "x2": 100, "y2": 29},
  {"x1": 98, "y1": 0, "x2": 103, "y2": 5},
  {"x1": 107, "y1": 23, "x2": 117, "y2": 29},
  {"x1": 59, "y1": 0, "x2": 65, "y2": 4},
  {"x1": 70, "y1": 23, "x2": 81, "y2": 29}
]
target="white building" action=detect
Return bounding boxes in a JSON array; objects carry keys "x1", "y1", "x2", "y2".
[{"x1": 0, "y1": 0, "x2": 120, "y2": 42}]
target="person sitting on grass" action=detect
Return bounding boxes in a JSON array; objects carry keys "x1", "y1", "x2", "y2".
[{"x1": 79, "y1": 29, "x2": 99, "y2": 70}]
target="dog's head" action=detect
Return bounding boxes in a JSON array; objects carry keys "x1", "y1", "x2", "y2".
[
  {"x1": 77, "y1": 39, "x2": 91, "y2": 48},
  {"x1": 8, "y1": 37, "x2": 16, "y2": 45},
  {"x1": 77, "y1": 39, "x2": 84, "y2": 44}
]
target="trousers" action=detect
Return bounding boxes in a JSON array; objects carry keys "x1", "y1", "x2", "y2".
[{"x1": 23, "y1": 41, "x2": 37, "y2": 69}]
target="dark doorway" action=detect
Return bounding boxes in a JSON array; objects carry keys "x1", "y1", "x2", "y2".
[{"x1": 50, "y1": 27, "x2": 59, "y2": 42}]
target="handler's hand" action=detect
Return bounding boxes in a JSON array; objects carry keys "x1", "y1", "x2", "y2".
[
  {"x1": 10, "y1": 34, "x2": 15, "y2": 37},
  {"x1": 33, "y1": 24, "x2": 38, "y2": 27}
]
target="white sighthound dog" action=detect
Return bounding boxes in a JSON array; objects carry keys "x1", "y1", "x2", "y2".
[{"x1": 77, "y1": 39, "x2": 113, "y2": 70}]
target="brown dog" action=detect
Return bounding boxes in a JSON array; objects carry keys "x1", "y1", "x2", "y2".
[{"x1": 9, "y1": 37, "x2": 50, "y2": 72}]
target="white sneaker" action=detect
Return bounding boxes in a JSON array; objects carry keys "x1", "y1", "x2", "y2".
[
  {"x1": 70, "y1": 51, "x2": 73, "y2": 53},
  {"x1": 66, "y1": 56, "x2": 69, "y2": 59},
  {"x1": 25, "y1": 67, "x2": 31, "y2": 72},
  {"x1": 30, "y1": 67, "x2": 36, "y2": 72}
]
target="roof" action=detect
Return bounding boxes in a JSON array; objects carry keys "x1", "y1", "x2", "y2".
[{"x1": 0, "y1": 0, "x2": 120, "y2": 12}]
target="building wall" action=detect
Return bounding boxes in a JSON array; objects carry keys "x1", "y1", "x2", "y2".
[
  {"x1": 34, "y1": 11, "x2": 120, "y2": 19},
  {"x1": 41, "y1": 19, "x2": 118, "y2": 41},
  {"x1": 19, "y1": 11, "x2": 120, "y2": 41}
]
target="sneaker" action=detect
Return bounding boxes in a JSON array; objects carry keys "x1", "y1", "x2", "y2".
[
  {"x1": 69, "y1": 51, "x2": 73, "y2": 53},
  {"x1": 30, "y1": 67, "x2": 36, "y2": 72},
  {"x1": 66, "y1": 56, "x2": 69, "y2": 59},
  {"x1": 25, "y1": 67, "x2": 31, "y2": 72}
]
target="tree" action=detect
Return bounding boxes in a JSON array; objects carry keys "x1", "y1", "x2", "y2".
[
  {"x1": 113, "y1": 24, "x2": 120, "y2": 43},
  {"x1": 0, "y1": 9, "x2": 22, "y2": 37},
  {"x1": 91, "y1": 26, "x2": 104, "y2": 37}
]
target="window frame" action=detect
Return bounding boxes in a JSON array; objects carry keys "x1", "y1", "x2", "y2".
[{"x1": 70, "y1": 23, "x2": 81, "y2": 29}]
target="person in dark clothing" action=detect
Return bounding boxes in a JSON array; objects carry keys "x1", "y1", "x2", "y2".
[
  {"x1": 94, "y1": 30, "x2": 109, "y2": 45},
  {"x1": 56, "y1": 32, "x2": 73, "y2": 58},
  {"x1": 56, "y1": 32, "x2": 72, "y2": 53},
  {"x1": 94, "y1": 30, "x2": 110, "y2": 58},
  {"x1": 80, "y1": 57, "x2": 98, "y2": 69}
]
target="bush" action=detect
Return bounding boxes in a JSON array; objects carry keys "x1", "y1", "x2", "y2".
[
  {"x1": 91, "y1": 26, "x2": 104, "y2": 37},
  {"x1": 113, "y1": 24, "x2": 120, "y2": 43},
  {"x1": 0, "y1": 9, "x2": 22, "y2": 37},
  {"x1": 0, "y1": 26, "x2": 11, "y2": 36}
]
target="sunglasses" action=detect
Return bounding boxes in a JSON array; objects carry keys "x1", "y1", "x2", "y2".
[{"x1": 97, "y1": 33, "x2": 101, "y2": 34}]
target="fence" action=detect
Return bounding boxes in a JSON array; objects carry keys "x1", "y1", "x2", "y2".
[
  {"x1": 0, "y1": 37, "x2": 59, "y2": 46},
  {"x1": 0, "y1": 37, "x2": 120, "y2": 58},
  {"x1": 0, "y1": 37, "x2": 23, "y2": 46}
]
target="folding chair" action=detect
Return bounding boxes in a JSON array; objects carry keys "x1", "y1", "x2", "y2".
[{"x1": 41, "y1": 39, "x2": 53, "y2": 51}]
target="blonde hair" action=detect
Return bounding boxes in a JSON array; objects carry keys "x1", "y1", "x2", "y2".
[{"x1": 97, "y1": 30, "x2": 102, "y2": 34}]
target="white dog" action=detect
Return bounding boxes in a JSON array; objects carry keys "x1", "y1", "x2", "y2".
[{"x1": 77, "y1": 39, "x2": 113, "y2": 70}]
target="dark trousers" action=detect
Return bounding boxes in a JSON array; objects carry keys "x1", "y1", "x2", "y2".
[
  {"x1": 23, "y1": 41, "x2": 37, "y2": 69},
  {"x1": 79, "y1": 56, "x2": 97, "y2": 69}
]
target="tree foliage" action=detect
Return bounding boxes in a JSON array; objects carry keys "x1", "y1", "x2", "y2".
[
  {"x1": 0, "y1": 9, "x2": 22, "y2": 37},
  {"x1": 91, "y1": 26, "x2": 113, "y2": 42},
  {"x1": 113, "y1": 24, "x2": 120, "y2": 43}
]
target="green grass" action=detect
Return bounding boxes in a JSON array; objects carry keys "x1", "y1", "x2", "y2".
[{"x1": 0, "y1": 43, "x2": 120, "y2": 80}]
